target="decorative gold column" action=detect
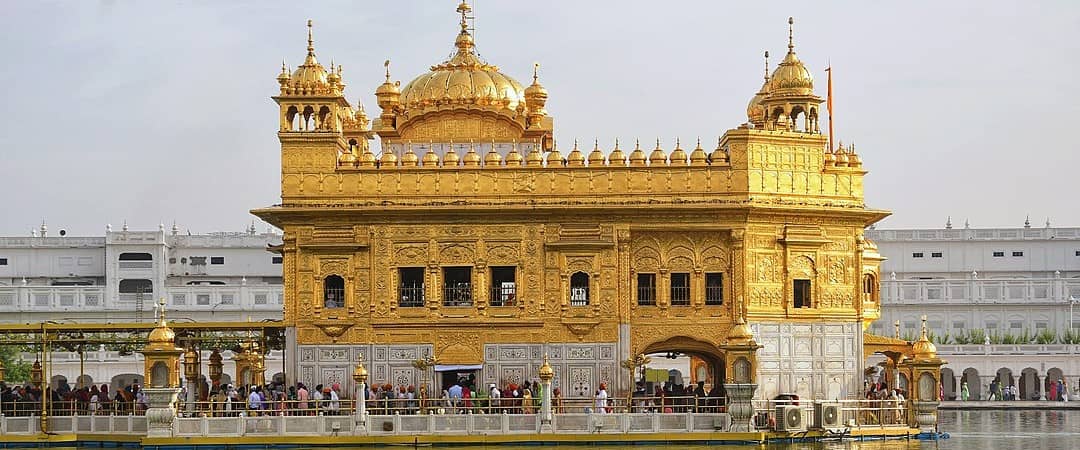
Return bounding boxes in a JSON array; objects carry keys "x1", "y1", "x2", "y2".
[
  {"x1": 721, "y1": 318, "x2": 762, "y2": 432},
  {"x1": 539, "y1": 354, "x2": 554, "y2": 432},
  {"x1": 353, "y1": 353, "x2": 369, "y2": 432},
  {"x1": 141, "y1": 298, "x2": 184, "y2": 438},
  {"x1": 904, "y1": 316, "x2": 945, "y2": 434}
]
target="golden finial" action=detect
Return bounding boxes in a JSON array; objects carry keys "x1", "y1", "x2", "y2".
[
  {"x1": 920, "y1": 314, "x2": 928, "y2": 339},
  {"x1": 533, "y1": 62, "x2": 540, "y2": 83},
  {"x1": 457, "y1": 1, "x2": 472, "y2": 30},
  {"x1": 696, "y1": 137, "x2": 701, "y2": 148},
  {"x1": 764, "y1": 50, "x2": 770, "y2": 81},
  {"x1": 383, "y1": 59, "x2": 392, "y2": 82},
  {"x1": 307, "y1": 19, "x2": 315, "y2": 55},
  {"x1": 573, "y1": 138, "x2": 579, "y2": 150},
  {"x1": 787, "y1": 17, "x2": 795, "y2": 52},
  {"x1": 635, "y1": 139, "x2": 641, "y2": 150},
  {"x1": 894, "y1": 319, "x2": 901, "y2": 339},
  {"x1": 281, "y1": 60, "x2": 288, "y2": 74},
  {"x1": 594, "y1": 139, "x2": 600, "y2": 149},
  {"x1": 675, "y1": 137, "x2": 681, "y2": 149},
  {"x1": 157, "y1": 297, "x2": 167, "y2": 326}
]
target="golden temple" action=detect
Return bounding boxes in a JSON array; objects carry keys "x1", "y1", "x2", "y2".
[{"x1": 253, "y1": 3, "x2": 926, "y2": 403}]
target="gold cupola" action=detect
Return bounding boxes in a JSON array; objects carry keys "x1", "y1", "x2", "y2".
[
  {"x1": 746, "y1": 51, "x2": 771, "y2": 127},
  {"x1": 911, "y1": 316, "x2": 938, "y2": 359},
  {"x1": 768, "y1": 19, "x2": 814, "y2": 96},
  {"x1": 288, "y1": 20, "x2": 329, "y2": 87},
  {"x1": 375, "y1": 1, "x2": 553, "y2": 145}
]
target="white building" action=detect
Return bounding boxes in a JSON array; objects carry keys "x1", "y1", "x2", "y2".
[
  {"x1": 0, "y1": 222, "x2": 285, "y2": 389},
  {"x1": 867, "y1": 223, "x2": 1080, "y2": 400}
]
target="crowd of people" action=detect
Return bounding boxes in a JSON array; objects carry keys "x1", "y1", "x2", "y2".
[
  {"x1": 2, "y1": 376, "x2": 732, "y2": 417},
  {"x1": 0, "y1": 380, "x2": 147, "y2": 416}
]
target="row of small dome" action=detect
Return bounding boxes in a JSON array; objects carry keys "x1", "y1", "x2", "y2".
[
  {"x1": 824, "y1": 142, "x2": 863, "y2": 168},
  {"x1": 339, "y1": 140, "x2": 731, "y2": 168}
]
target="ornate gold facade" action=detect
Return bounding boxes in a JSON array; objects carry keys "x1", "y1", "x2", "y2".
[{"x1": 254, "y1": 4, "x2": 888, "y2": 397}]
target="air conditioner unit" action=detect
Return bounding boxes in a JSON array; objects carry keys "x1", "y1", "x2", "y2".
[
  {"x1": 813, "y1": 402, "x2": 841, "y2": 429},
  {"x1": 775, "y1": 405, "x2": 806, "y2": 432}
]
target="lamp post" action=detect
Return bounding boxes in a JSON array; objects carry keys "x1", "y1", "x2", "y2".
[
  {"x1": 412, "y1": 355, "x2": 439, "y2": 414},
  {"x1": 182, "y1": 347, "x2": 200, "y2": 415},
  {"x1": 538, "y1": 354, "x2": 554, "y2": 432},
  {"x1": 1070, "y1": 296, "x2": 1077, "y2": 333},
  {"x1": 353, "y1": 353, "x2": 368, "y2": 432},
  {"x1": 620, "y1": 353, "x2": 650, "y2": 413}
]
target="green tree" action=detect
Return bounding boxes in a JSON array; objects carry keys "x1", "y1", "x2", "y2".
[{"x1": 0, "y1": 346, "x2": 30, "y2": 383}]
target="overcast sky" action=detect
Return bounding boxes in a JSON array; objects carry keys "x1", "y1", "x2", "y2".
[{"x1": 1, "y1": 1, "x2": 1077, "y2": 236}]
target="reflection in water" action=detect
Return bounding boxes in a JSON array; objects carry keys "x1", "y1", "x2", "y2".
[{"x1": 60, "y1": 410, "x2": 1075, "y2": 449}]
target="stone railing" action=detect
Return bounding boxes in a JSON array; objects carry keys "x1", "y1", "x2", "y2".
[
  {"x1": 935, "y1": 344, "x2": 1080, "y2": 355},
  {"x1": 0, "y1": 285, "x2": 282, "y2": 312},
  {"x1": 881, "y1": 278, "x2": 1080, "y2": 305},
  {"x1": 0, "y1": 415, "x2": 147, "y2": 435},
  {"x1": 867, "y1": 227, "x2": 1080, "y2": 241}
]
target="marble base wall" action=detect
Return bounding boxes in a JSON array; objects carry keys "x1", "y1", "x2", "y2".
[
  {"x1": 294, "y1": 342, "x2": 618, "y2": 400},
  {"x1": 752, "y1": 322, "x2": 863, "y2": 401}
]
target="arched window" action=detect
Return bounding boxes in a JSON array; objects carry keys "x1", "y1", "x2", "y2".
[
  {"x1": 570, "y1": 272, "x2": 589, "y2": 306},
  {"x1": 863, "y1": 274, "x2": 876, "y2": 303},
  {"x1": 324, "y1": 275, "x2": 344, "y2": 308}
]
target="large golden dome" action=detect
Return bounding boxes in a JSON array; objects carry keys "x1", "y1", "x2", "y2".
[{"x1": 398, "y1": 3, "x2": 527, "y2": 123}]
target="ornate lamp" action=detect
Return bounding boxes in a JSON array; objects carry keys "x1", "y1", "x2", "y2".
[
  {"x1": 208, "y1": 349, "x2": 223, "y2": 386},
  {"x1": 30, "y1": 359, "x2": 42, "y2": 388},
  {"x1": 621, "y1": 353, "x2": 651, "y2": 412},
  {"x1": 182, "y1": 347, "x2": 200, "y2": 382}
]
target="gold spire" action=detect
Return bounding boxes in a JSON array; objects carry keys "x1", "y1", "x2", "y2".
[
  {"x1": 787, "y1": 17, "x2": 795, "y2": 53},
  {"x1": 533, "y1": 62, "x2": 539, "y2": 84},
  {"x1": 764, "y1": 50, "x2": 770, "y2": 82},
  {"x1": 384, "y1": 59, "x2": 392, "y2": 82},
  {"x1": 305, "y1": 19, "x2": 317, "y2": 64}
]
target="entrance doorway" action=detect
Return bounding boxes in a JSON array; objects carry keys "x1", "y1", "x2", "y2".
[{"x1": 436, "y1": 367, "x2": 481, "y2": 393}]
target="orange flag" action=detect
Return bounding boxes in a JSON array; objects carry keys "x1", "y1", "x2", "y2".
[{"x1": 826, "y1": 64, "x2": 834, "y2": 152}]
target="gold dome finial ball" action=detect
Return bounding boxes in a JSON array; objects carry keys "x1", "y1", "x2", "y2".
[
  {"x1": 538, "y1": 353, "x2": 554, "y2": 382},
  {"x1": 353, "y1": 353, "x2": 369, "y2": 383}
]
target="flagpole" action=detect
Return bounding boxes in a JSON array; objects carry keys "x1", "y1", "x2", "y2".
[{"x1": 826, "y1": 64, "x2": 834, "y2": 152}]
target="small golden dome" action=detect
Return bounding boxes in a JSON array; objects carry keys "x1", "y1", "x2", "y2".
[
  {"x1": 912, "y1": 337, "x2": 937, "y2": 359},
  {"x1": 380, "y1": 149, "x2": 399, "y2": 166},
  {"x1": 669, "y1": 139, "x2": 688, "y2": 165},
  {"x1": 401, "y1": 146, "x2": 420, "y2": 166},
  {"x1": 148, "y1": 323, "x2": 176, "y2": 345},
  {"x1": 689, "y1": 139, "x2": 708, "y2": 166},
  {"x1": 338, "y1": 150, "x2": 357, "y2": 166},
  {"x1": 649, "y1": 139, "x2": 667, "y2": 165},
  {"x1": 824, "y1": 150, "x2": 836, "y2": 165},
  {"x1": 484, "y1": 146, "x2": 503, "y2": 166},
  {"x1": 462, "y1": 144, "x2": 482, "y2": 166},
  {"x1": 525, "y1": 146, "x2": 544, "y2": 166},
  {"x1": 588, "y1": 140, "x2": 606, "y2": 165},
  {"x1": 567, "y1": 141, "x2": 585, "y2": 166},
  {"x1": 505, "y1": 146, "x2": 524, "y2": 166},
  {"x1": 609, "y1": 140, "x2": 626, "y2": 166},
  {"x1": 709, "y1": 138, "x2": 728, "y2": 164},
  {"x1": 277, "y1": 62, "x2": 291, "y2": 84},
  {"x1": 422, "y1": 146, "x2": 441, "y2": 166},
  {"x1": 327, "y1": 64, "x2": 341, "y2": 85},
  {"x1": 444, "y1": 146, "x2": 461, "y2": 166},
  {"x1": 629, "y1": 140, "x2": 647, "y2": 166},
  {"x1": 359, "y1": 149, "x2": 377, "y2": 166},
  {"x1": 538, "y1": 354, "x2": 554, "y2": 381},
  {"x1": 835, "y1": 150, "x2": 849, "y2": 167},
  {"x1": 546, "y1": 145, "x2": 564, "y2": 167},
  {"x1": 726, "y1": 319, "x2": 754, "y2": 345}
]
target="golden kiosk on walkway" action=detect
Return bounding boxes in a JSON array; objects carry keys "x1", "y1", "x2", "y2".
[{"x1": 252, "y1": 2, "x2": 940, "y2": 409}]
